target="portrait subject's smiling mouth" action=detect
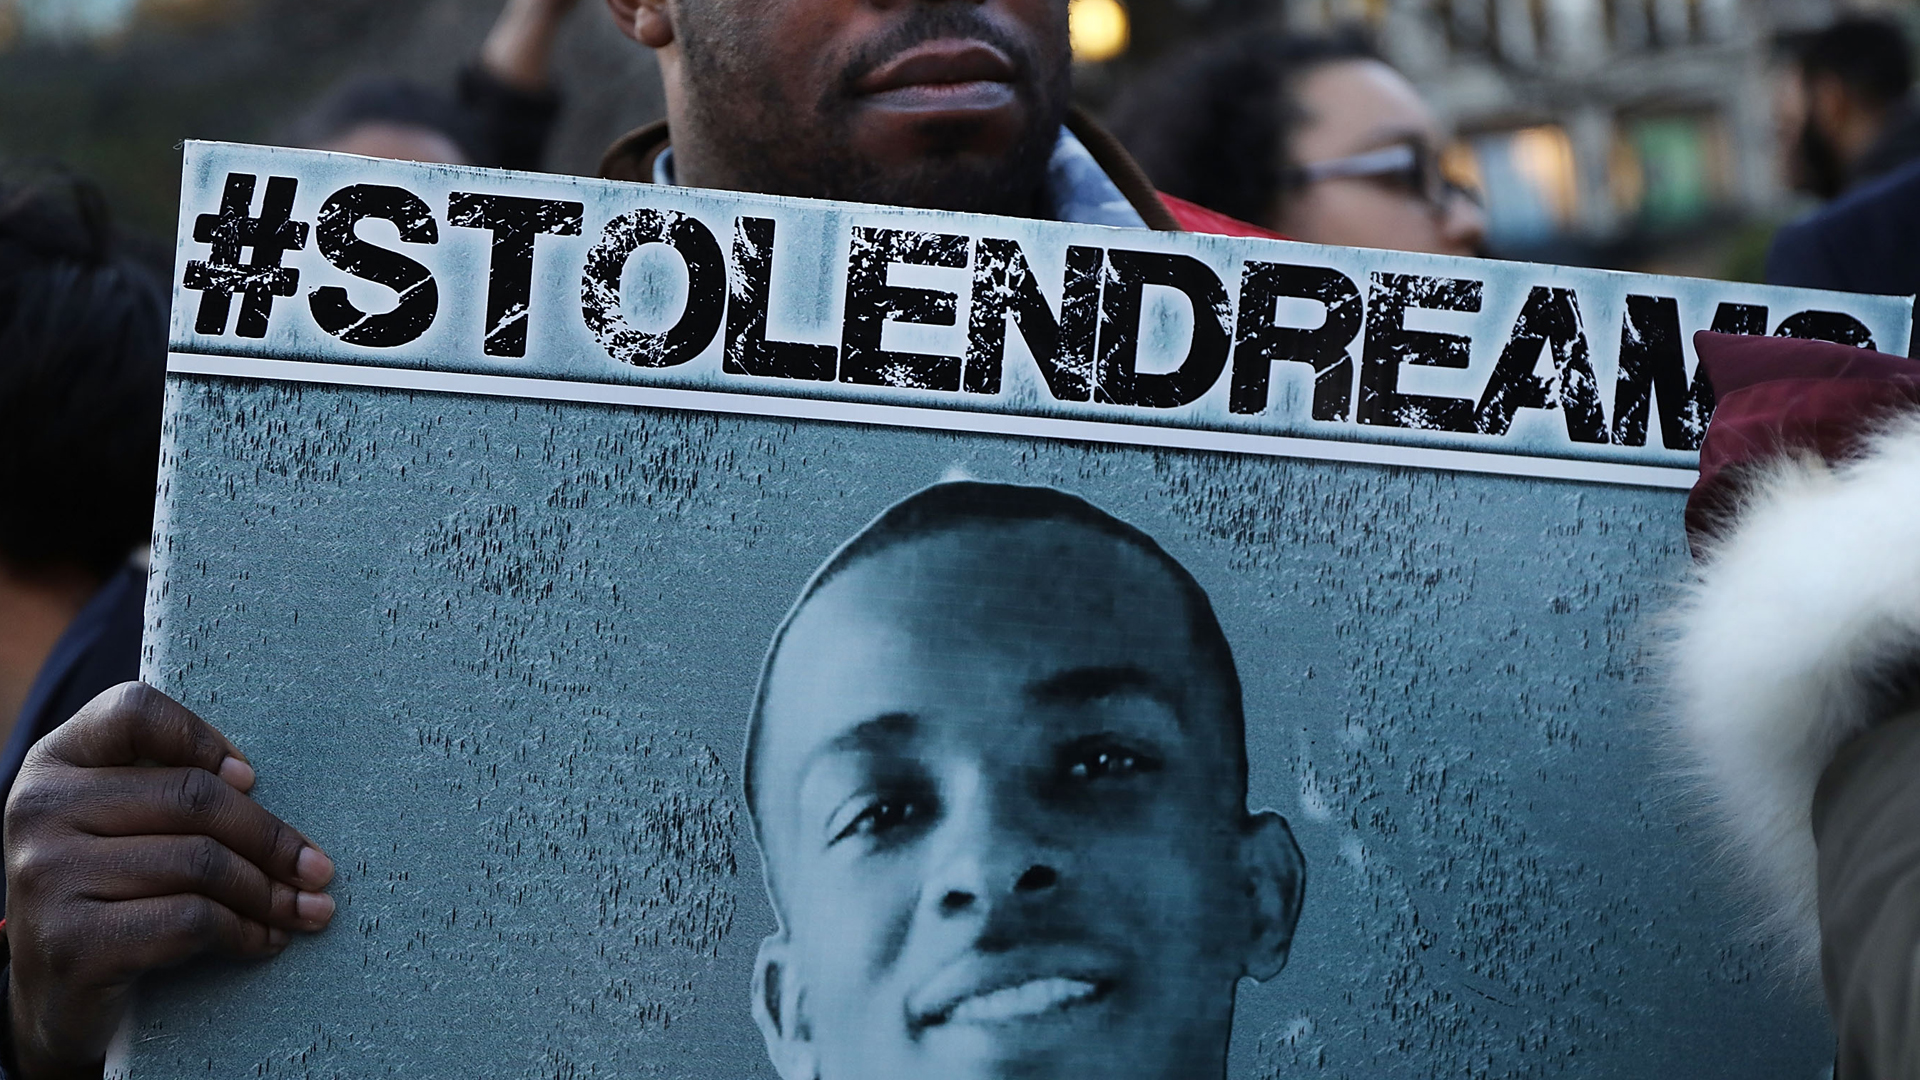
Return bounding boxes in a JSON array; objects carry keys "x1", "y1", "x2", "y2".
[
  {"x1": 907, "y1": 953, "x2": 1119, "y2": 1034},
  {"x1": 944, "y1": 977, "x2": 1105, "y2": 1025}
]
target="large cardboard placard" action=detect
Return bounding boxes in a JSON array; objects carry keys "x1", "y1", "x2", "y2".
[{"x1": 126, "y1": 141, "x2": 1913, "y2": 1079}]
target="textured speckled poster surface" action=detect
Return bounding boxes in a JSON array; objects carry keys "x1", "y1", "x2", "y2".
[{"x1": 125, "y1": 144, "x2": 1911, "y2": 1079}]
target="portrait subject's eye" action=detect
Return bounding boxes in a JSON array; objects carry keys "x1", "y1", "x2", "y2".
[
  {"x1": 828, "y1": 792, "x2": 929, "y2": 845},
  {"x1": 1060, "y1": 737, "x2": 1163, "y2": 783}
]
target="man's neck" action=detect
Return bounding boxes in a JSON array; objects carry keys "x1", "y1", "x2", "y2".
[
  {"x1": 648, "y1": 120, "x2": 1150, "y2": 229},
  {"x1": 669, "y1": 148, "x2": 1051, "y2": 219},
  {"x1": 0, "y1": 563, "x2": 101, "y2": 743}
]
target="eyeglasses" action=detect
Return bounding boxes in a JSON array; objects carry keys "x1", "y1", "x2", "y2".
[{"x1": 1284, "y1": 141, "x2": 1483, "y2": 213}]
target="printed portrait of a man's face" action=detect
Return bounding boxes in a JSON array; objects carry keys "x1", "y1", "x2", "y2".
[{"x1": 742, "y1": 481, "x2": 1307, "y2": 1080}]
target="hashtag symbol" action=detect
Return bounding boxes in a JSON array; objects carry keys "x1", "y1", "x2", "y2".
[{"x1": 183, "y1": 173, "x2": 310, "y2": 339}]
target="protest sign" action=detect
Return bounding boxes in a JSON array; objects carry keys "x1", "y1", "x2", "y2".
[{"x1": 125, "y1": 140, "x2": 1912, "y2": 1079}]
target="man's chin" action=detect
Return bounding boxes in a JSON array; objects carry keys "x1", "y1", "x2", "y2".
[
  {"x1": 839, "y1": 154, "x2": 1043, "y2": 216},
  {"x1": 837, "y1": 112, "x2": 1050, "y2": 215},
  {"x1": 849, "y1": 123, "x2": 1024, "y2": 167}
]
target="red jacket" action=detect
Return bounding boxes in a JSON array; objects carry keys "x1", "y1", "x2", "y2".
[{"x1": 1158, "y1": 192, "x2": 1286, "y2": 240}]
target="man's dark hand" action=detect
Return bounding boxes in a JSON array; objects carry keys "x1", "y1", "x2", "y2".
[{"x1": 3, "y1": 683, "x2": 334, "y2": 1080}]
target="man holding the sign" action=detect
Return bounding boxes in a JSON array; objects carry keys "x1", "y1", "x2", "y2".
[
  {"x1": 593, "y1": 0, "x2": 1266, "y2": 233},
  {"x1": 9, "y1": 0, "x2": 1920, "y2": 1075},
  {"x1": 0, "y1": 1, "x2": 1265, "y2": 1076}
]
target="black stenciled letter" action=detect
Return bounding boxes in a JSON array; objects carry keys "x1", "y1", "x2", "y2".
[
  {"x1": 1229, "y1": 262, "x2": 1362, "y2": 420},
  {"x1": 726, "y1": 217, "x2": 837, "y2": 381},
  {"x1": 966, "y1": 240, "x2": 1102, "y2": 400},
  {"x1": 1358, "y1": 272, "x2": 1481, "y2": 431},
  {"x1": 308, "y1": 185, "x2": 439, "y2": 348},
  {"x1": 183, "y1": 173, "x2": 309, "y2": 339},
  {"x1": 447, "y1": 193, "x2": 585, "y2": 358},
  {"x1": 1095, "y1": 250, "x2": 1231, "y2": 410},
  {"x1": 1710, "y1": 302, "x2": 1768, "y2": 336},
  {"x1": 1611, "y1": 295, "x2": 1715, "y2": 449},
  {"x1": 1775, "y1": 310, "x2": 1877, "y2": 350},
  {"x1": 581, "y1": 208, "x2": 725, "y2": 368},
  {"x1": 841, "y1": 227, "x2": 970, "y2": 391},
  {"x1": 1473, "y1": 286, "x2": 1608, "y2": 443}
]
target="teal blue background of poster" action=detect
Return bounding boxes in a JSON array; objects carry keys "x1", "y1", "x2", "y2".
[{"x1": 128, "y1": 374, "x2": 1827, "y2": 1079}]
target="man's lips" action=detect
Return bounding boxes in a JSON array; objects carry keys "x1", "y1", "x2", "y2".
[
  {"x1": 941, "y1": 977, "x2": 1106, "y2": 1025},
  {"x1": 907, "y1": 956, "x2": 1117, "y2": 1031},
  {"x1": 854, "y1": 40, "x2": 1019, "y2": 112}
]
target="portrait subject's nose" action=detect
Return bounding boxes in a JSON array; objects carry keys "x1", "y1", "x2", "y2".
[
  {"x1": 934, "y1": 858, "x2": 1061, "y2": 917},
  {"x1": 923, "y1": 775, "x2": 1063, "y2": 921}
]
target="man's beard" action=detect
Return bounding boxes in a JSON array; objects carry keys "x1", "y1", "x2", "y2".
[
  {"x1": 677, "y1": 6, "x2": 1069, "y2": 217},
  {"x1": 1793, "y1": 116, "x2": 1847, "y2": 200}
]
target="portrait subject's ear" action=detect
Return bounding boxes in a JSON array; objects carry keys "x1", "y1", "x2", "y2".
[
  {"x1": 1238, "y1": 810, "x2": 1306, "y2": 982},
  {"x1": 753, "y1": 932, "x2": 821, "y2": 1080},
  {"x1": 602, "y1": 0, "x2": 674, "y2": 49}
]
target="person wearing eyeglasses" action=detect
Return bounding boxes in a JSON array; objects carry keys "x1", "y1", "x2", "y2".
[{"x1": 1109, "y1": 28, "x2": 1488, "y2": 258}]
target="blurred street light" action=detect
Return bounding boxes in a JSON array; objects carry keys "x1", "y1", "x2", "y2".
[
  {"x1": 1071, "y1": 0, "x2": 1131, "y2": 63},
  {"x1": 8, "y1": 0, "x2": 238, "y2": 45},
  {"x1": 16, "y1": 0, "x2": 139, "y2": 42}
]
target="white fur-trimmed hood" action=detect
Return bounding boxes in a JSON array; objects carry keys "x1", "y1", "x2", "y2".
[{"x1": 1669, "y1": 412, "x2": 1920, "y2": 978}]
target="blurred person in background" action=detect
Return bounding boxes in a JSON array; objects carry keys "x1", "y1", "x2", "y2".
[
  {"x1": 297, "y1": 79, "x2": 491, "y2": 166},
  {"x1": 1764, "y1": 157, "x2": 1920, "y2": 341},
  {"x1": 1766, "y1": 16, "x2": 1920, "y2": 334},
  {"x1": 1107, "y1": 28, "x2": 1487, "y2": 257},
  {"x1": 1774, "y1": 13, "x2": 1919, "y2": 202},
  {"x1": 298, "y1": 0, "x2": 580, "y2": 170},
  {"x1": 0, "y1": 176, "x2": 167, "y2": 898}
]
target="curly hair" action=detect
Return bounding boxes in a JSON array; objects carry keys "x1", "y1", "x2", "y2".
[
  {"x1": 0, "y1": 176, "x2": 168, "y2": 579},
  {"x1": 1106, "y1": 27, "x2": 1380, "y2": 227}
]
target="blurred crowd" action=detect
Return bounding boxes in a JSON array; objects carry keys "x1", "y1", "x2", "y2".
[
  {"x1": 293, "y1": 0, "x2": 1494, "y2": 254},
  {"x1": 1, "y1": 0, "x2": 1523, "y2": 802},
  {"x1": 1, "y1": 0, "x2": 1529, "y2": 795},
  {"x1": 1, "y1": 1, "x2": 1919, "y2": 1076},
  {"x1": 1768, "y1": 12, "x2": 1920, "y2": 302}
]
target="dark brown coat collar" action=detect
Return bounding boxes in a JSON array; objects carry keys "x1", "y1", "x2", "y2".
[{"x1": 596, "y1": 106, "x2": 1180, "y2": 231}]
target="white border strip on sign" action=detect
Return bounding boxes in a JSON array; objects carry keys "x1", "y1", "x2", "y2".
[{"x1": 167, "y1": 352, "x2": 1700, "y2": 491}]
